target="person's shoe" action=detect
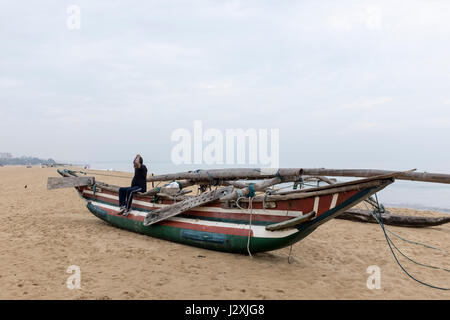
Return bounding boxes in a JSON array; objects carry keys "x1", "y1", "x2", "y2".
[
  {"x1": 117, "y1": 206, "x2": 126, "y2": 215},
  {"x1": 122, "y1": 208, "x2": 131, "y2": 217}
]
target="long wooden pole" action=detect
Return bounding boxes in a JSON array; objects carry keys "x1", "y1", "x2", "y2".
[
  {"x1": 300, "y1": 168, "x2": 450, "y2": 184},
  {"x1": 146, "y1": 168, "x2": 302, "y2": 182},
  {"x1": 147, "y1": 168, "x2": 450, "y2": 184}
]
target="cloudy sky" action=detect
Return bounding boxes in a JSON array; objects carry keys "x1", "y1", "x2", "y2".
[{"x1": 1, "y1": 0, "x2": 450, "y2": 172}]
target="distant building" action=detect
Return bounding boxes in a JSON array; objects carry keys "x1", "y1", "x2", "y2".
[{"x1": 0, "y1": 153, "x2": 12, "y2": 159}]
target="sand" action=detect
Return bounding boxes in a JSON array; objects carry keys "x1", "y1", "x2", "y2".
[{"x1": 0, "y1": 166, "x2": 449, "y2": 300}]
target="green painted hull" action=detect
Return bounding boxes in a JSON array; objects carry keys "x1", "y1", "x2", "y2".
[
  {"x1": 87, "y1": 202, "x2": 305, "y2": 253},
  {"x1": 85, "y1": 182, "x2": 391, "y2": 254}
]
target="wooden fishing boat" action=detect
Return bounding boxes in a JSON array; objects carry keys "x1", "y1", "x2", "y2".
[{"x1": 51, "y1": 168, "x2": 397, "y2": 254}]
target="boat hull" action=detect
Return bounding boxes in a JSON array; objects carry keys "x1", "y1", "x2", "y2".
[{"x1": 80, "y1": 179, "x2": 393, "y2": 254}]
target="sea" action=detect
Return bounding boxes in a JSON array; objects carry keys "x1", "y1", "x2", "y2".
[{"x1": 77, "y1": 160, "x2": 450, "y2": 214}]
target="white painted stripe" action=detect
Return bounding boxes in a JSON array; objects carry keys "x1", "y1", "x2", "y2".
[
  {"x1": 189, "y1": 205, "x2": 303, "y2": 217},
  {"x1": 83, "y1": 190, "x2": 303, "y2": 217},
  {"x1": 330, "y1": 193, "x2": 339, "y2": 209},
  {"x1": 170, "y1": 217, "x2": 298, "y2": 238},
  {"x1": 313, "y1": 196, "x2": 320, "y2": 213},
  {"x1": 89, "y1": 200, "x2": 298, "y2": 239}
]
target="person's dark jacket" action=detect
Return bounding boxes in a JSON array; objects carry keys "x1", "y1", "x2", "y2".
[{"x1": 131, "y1": 165, "x2": 147, "y2": 192}]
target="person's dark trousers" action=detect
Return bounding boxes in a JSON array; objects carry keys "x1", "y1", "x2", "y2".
[{"x1": 118, "y1": 186, "x2": 142, "y2": 210}]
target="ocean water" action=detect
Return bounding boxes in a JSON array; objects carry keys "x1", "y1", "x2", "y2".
[
  {"x1": 80, "y1": 161, "x2": 450, "y2": 214},
  {"x1": 376, "y1": 180, "x2": 450, "y2": 213}
]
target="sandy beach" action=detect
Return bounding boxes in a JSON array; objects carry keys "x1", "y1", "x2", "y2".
[{"x1": 0, "y1": 166, "x2": 449, "y2": 300}]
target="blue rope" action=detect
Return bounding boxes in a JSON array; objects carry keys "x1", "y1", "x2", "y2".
[
  {"x1": 293, "y1": 177, "x2": 303, "y2": 190},
  {"x1": 174, "y1": 181, "x2": 183, "y2": 190},
  {"x1": 153, "y1": 187, "x2": 161, "y2": 203},
  {"x1": 247, "y1": 183, "x2": 256, "y2": 198},
  {"x1": 372, "y1": 194, "x2": 449, "y2": 291},
  {"x1": 385, "y1": 228, "x2": 448, "y2": 254},
  {"x1": 387, "y1": 233, "x2": 450, "y2": 273}
]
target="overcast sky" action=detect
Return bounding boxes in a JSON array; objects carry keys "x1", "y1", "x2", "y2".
[{"x1": 1, "y1": 0, "x2": 450, "y2": 172}]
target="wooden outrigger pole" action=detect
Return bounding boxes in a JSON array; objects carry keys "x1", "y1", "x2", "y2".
[
  {"x1": 147, "y1": 168, "x2": 450, "y2": 184},
  {"x1": 146, "y1": 168, "x2": 302, "y2": 182},
  {"x1": 297, "y1": 168, "x2": 450, "y2": 184}
]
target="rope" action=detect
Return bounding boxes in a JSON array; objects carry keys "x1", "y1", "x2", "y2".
[
  {"x1": 275, "y1": 169, "x2": 284, "y2": 182},
  {"x1": 385, "y1": 228, "x2": 448, "y2": 254},
  {"x1": 288, "y1": 245, "x2": 293, "y2": 264},
  {"x1": 235, "y1": 186, "x2": 256, "y2": 210},
  {"x1": 293, "y1": 176, "x2": 303, "y2": 190},
  {"x1": 363, "y1": 201, "x2": 448, "y2": 253},
  {"x1": 152, "y1": 187, "x2": 161, "y2": 204},
  {"x1": 235, "y1": 197, "x2": 247, "y2": 210},
  {"x1": 247, "y1": 183, "x2": 256, "y2": 198},
  {"x1": 247, "y1": 197, "x2": 254, "y2": 258},
  {"x1": 371, "y1": 194, "x2": 450, "y2": 291},
  {"x1": 384, "y1": 229, "x2": 450, "y2": 273},
  {"x1": 262, "y1": 192, "x2": 269, "y2": 211},
  {"x1": 234, "y1": 189, "x2": 244, "y2": 208},
  {"x1": 368, "y1": 209, "x2": 450, "y2": 272}
]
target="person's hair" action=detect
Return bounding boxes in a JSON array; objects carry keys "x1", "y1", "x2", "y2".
[{"x1": 139, "y1": 156, "x2": 143, "y2": 165}]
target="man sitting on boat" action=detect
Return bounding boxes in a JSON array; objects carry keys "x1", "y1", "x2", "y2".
[{"x1": 118, "y1": 155, "x2": 147, "y2": 216}]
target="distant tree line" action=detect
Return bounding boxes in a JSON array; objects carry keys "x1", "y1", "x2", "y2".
[{"x1": 0, "y1": 156, "x2": 57, "y2": 166}]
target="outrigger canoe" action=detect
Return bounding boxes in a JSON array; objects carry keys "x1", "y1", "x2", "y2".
[{"x1": 53, "y1": 169, "x2": 395, "y2": 254}]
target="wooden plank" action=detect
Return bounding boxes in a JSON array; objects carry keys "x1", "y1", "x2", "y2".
[
  {"x1": 147, "y1": 167, "x2": 450, "y2": 184},
  {"x1": 265, "y1": 211, "x2": 316, "y2": 231},
  {"x1": 143, "y1": 186, "x2": 234, "y2": 226},
  {"x1": 47, "y1": 176, "x2": 95, "y2": 190},
  {"x1": 273, "y1": 172, "x2": 398, "y2": 196}
]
